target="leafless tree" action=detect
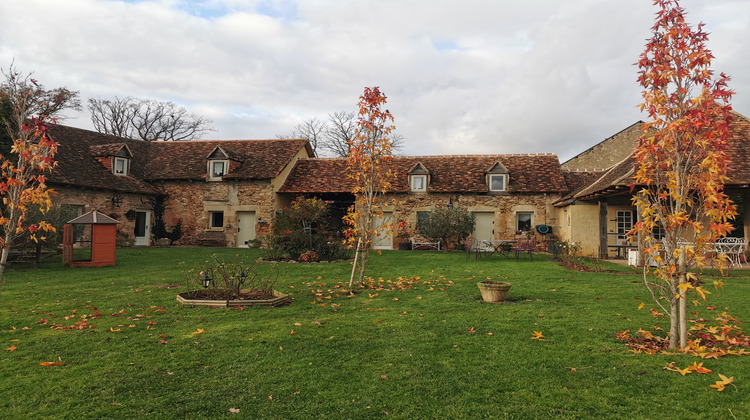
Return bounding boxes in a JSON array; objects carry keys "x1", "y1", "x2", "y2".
[
  {"x1": 279, "y1": 111, "x2": 405, "y2": 157},
  {"x1": 1, "y1": 62, "x2": 81, "y2": 124},
  {"x1": 277, "y1": 117, "x2": 326, "y2": 155},
  {"x1": 88, "y1": 96, "x2": 214, "y2": 141}
]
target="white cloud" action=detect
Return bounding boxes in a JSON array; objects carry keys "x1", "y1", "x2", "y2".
[{"x1": 1, "y1": 0, "x2": 748, "y2": 161}]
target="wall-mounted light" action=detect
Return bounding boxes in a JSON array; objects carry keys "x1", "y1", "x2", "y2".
[{"x1": 111, "y1": 193, "x2": 122, "y2": 208}]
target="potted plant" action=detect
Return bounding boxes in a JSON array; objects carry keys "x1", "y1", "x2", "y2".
[{"x1": 477, "y1": 280, "x2": 511, "y2": 303}]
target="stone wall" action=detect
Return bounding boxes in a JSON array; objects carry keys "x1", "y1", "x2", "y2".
[
  {"x1": 561, "y1": 123, "x2": 641, "y2": 170},
  {"x1": 54, "y1": 186, "x2": 153, "y2": 242},
  {"x1": 383, "y1": 192, "x2": 561, "y2": 249},
  {"x1": 155, "y1": 180, "x2": 275, "y2": 247}
]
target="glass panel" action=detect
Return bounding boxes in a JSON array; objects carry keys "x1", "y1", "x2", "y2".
[
  {"x1": 616, "y1": 210, "x2": 633, "y2": 239},
  {"x1": 114, "y1": 158, "x2": 127, "y2": 175},
  {"x1": 134, "y1": 212, "x2": 147, "y2": 237},
  {"x1": 490, "y1": 175, "x2": 505, "y2": 191},
  {"x1": 212, "y1": 161, "x2": 225, "y2": 177},
  {"x1": 517, "y1": 213, "x2": 532, "y2": 232},
  {"x1": 412, "y1": 176, "x2": 425, "y2": 191},
  {"x1": 211, "y1": 212, "x2": 224, "y2": 228}
]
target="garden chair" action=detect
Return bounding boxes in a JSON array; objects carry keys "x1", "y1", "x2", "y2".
[
  {"x1": 463, "y1": 236, "x2": 493, "y2": 260},
  {"x1": 512, "y1": 237, "x2": 537, "y2": 260}
]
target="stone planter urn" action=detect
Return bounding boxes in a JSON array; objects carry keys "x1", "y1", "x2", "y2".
[{"x1": 477, "y1": 281, "x2": 511, "y2": 303}]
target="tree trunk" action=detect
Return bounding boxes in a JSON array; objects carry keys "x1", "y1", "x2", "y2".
[
  {"x1": 669, "y1": 282, "x2": 679, "y2": 349},
  {"x1": 678, "y1": 249, "x2": 688, "y2": 348}
]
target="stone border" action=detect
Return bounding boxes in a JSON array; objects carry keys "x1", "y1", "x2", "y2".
[{"x1": 176, "y1": 290, "x2": 291, "y2": 307}]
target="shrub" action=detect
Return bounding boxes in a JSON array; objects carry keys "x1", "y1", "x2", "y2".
[
  {"x1": 263, "y1": 196, "x2": 349, "y2": 261},
  {"x1": 417, "y1": 207, "x2": 475, "y2": 251}
]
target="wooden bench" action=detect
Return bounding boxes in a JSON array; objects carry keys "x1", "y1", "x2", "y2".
[
  {"x1": 410, "y1": 236, "x2": 440, "y2": 251},
  {"x1": 197, "y1": 231, "x2": 227, "y2": 247}
]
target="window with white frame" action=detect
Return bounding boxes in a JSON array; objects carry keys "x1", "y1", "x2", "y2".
[
  {"x1": 113, "y1": 157, "x2": 129, "y2": 175},
  {"x1": 411, "y1": 175, "x2": 427, "y2": 192},
  {"x1": 208, "y1": 160, "x2": 228, "y2": 180},
  {"x1": 489, "y1": 174, "x2": 507, "y2": 192},
  {"x1": 616, "y1": 210, "x2": 633, "y2": 240},
  {"x1": 517, "y1": 212, "x2": 532, "y2": 232},
  {"x1": 209, "y1": 211, "x2": 224, "y2": 229}
]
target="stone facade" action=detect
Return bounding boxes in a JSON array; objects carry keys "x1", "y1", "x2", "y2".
[
  {"x1": 154, "y1": 180, "x2": 276, "y2": 247},
  {"x1": 383, "y1": 191, "x2": 561, "y2": 249},
  {"x1": 560, "y1": 122, "x2": 642, "y2": 170},
  {"x1": 54, "y1": 186, "x2": 153, "y2": 244}
]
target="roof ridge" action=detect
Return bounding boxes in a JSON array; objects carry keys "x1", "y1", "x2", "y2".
[
  {"x1": 153, "y1": 138, "x2": 307, "y2": 144},
  {"x1": 561, "y1": 168, "x2": 607, "y2": 173},
  {"x1": 403, "y1": 153, "x2": 557, "y2": 158}
]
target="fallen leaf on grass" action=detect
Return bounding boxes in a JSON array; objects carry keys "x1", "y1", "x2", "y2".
[
  {"x1": 159, "y1": 340, "x2": 168, "y2": 344},
  {"x1": 688, "y1": 362, "x2": 712, "y2": 374},
  {"x1": 228, "y1": 408, "x2": 240, "y2": 414},
  {"x1": 380, "y1": 375, "x2": 388, "y2": 380},
  {"x1": 191, "y1": 329, "x2": 204, "y2": 335},
  {"x1": 5, "y1": 345, "x2": 17, "y2": 351},
  {"x1": 468, "y1": 327, "x2": 476, "y2": 333},
  {"x1": 530, "y1": 331, "x2": 545, "y2": 341},
  {"x1": 709, "y1": 374, "x2": 734, "y2": 392},
  {"x1": 39, "y1": 361, "x2": 65, "y2": 367},
  {"x1": 486, "y1": 332, "x2": 494, "y2": 336},
  {"x1": 565, "y1": 367, "x2": 577, "y2": 372},
  {"x1": 293, "y1": 323, "x2": 302, "y2": 326},
  {"x1": 637, "y1": 302, "x2": 645, "y2": 310}
]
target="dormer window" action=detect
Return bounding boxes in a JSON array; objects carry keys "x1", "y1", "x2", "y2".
[
  {"x1": 112, "y1": 145, "x2": 132, "y2": 176},
  {"x1": 488, "y1": 174, "x2": 507, "y2": 191},
  {"x1": 407, "y1": 162, "x2": 430, "y2": 193},
  {"x1": 113, "y1": 157, "x2": 129, "y2": 176},
  {"x1": 411, "y1": 175, "x2": 427, "y2": 192},
  {"x1": 207, "y1": 147, "x2": 230, "y2": 181},
  {"x1": 486, "y1": 162, "x2": 509, "y2": 192}
]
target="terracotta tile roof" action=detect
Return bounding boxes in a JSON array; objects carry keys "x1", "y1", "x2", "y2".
[
  {"x1": 571, "y1": 112, "x2": 750, "y2": 201},
  {"x1": 279, "y1": 154, "x2": 568, "y2": 194},
  {"x1": 48, "y1": 124, "x2": 161, "y2": 195},
  {"x1": 554, "y1": 169, "x2": 608, "y2": 205},
  {"x1": 144, "y1": 139, "x2": 309, "y2": 181}
]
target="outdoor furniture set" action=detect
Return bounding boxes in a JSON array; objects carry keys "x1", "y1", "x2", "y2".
[{"x1": 463, "y1": 236, "x2": 537, "y2": 260}]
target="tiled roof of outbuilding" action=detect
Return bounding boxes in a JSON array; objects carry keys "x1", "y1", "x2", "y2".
[
  {"x1": 279, "y1": 154, "x2": 568, "y2": 194},
  {"x1": 49, "y1": 125, "x2": 160, "y2": 194},
  {"x1": 145, "y1": 139, "x2": 309, "y2": 181},
  {"x1": 570, "y1": 111, "x2": 750, "y2": 202}
]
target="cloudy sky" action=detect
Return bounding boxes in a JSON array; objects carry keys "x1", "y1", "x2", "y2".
[{"x1": 1, "y1": 0, "x2": 748, "y2": 162}]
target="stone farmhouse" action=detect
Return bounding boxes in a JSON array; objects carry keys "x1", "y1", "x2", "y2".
[{"x1": 45, "y1": 112, "x2": 750, "y2": 257}]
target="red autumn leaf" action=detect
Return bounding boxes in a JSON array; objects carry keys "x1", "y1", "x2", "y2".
[{"x1": 39, "y1": 361, "x2": 65, "y2": 366}]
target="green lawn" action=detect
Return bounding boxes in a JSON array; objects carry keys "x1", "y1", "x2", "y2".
[{"x1": 1, "y1": 248, "x2": 748, "y2": 419}]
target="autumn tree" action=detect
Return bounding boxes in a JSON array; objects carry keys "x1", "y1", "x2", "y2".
[
  {"x1": 0, "y1": 63, "x2": 80, "y2": 155},
  {"x1": 88, "y1": 96, "x2": 214, "y2": 141},
  {"x1": 631, "y1": 0, "x2": 735, "y2": 349},
  {"x1": 0, "y1": 69, "x2": 60, "y2": 288},
  {"x1": 344, "y1": 87, "x2": 397, "y2": 286}
]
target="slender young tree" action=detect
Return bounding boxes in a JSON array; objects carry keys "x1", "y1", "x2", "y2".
[
  {"x1": 344, "y1": 87, "x2": 396, "y2": 287},
  {"x1": 0, "y1": 72, "x2": 57, "y2": 284},
  {"x1": 631, "y1": 0, "x2": 735, "y2": 349}
]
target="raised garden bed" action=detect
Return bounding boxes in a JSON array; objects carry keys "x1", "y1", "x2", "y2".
[{"x1": 176, "y1": 289, "x2": 290, "y2": 307}]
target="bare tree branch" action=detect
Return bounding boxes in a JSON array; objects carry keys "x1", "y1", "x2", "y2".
[
  {"x1": 279, "y1": 111, "x2": 406, "y2": 158},
  {"x1": 88, "y1": 96, "x2": 214, "y2": 141},
  {"x1": 1, "y1": 62, "x2": 81, "y2": 134}
]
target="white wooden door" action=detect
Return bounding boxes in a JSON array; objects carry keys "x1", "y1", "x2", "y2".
[
  {"x1": 473, "y1": 212, "x2": 494, "y2": 242},
  {"x1": 134, "y1": 210, "x2": 151, "y2": 246},
  {"x1": 237, "y1": 211, "x2": 256, "y2": 248},
  {"x1": 372, "y1": 212, "x2": 393, "y2": 250}
]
